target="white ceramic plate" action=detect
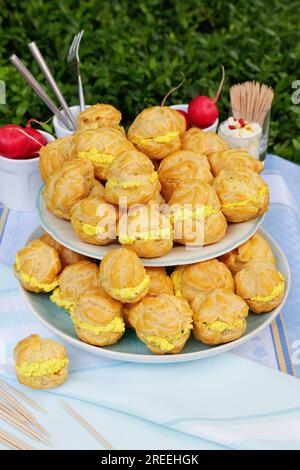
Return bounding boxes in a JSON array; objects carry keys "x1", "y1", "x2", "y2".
[
  {"x1": 20, "y1": 228, "x2": 290, "y2": 364},
  {"x1": 37, "y1": 187, "x2": 265, "y2": 267}
]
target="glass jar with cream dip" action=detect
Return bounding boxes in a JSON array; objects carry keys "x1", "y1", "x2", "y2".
[{"x1": 218, "y1": 117, "x2": 262, "y2": 160}]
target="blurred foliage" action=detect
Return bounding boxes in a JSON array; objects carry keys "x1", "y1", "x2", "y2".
[{"x1": 1, "y1": 0, "x2": 300, "y2": 162}]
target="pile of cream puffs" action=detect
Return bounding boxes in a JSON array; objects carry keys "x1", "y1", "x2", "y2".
[
  {"x1": 39, "y1": 103, "x2": 270, "y2": 258},
  {"x1": 12, "y1": 102, "x2": 284, "y2": 372},
  {"x1": 14, "y1": 230, "x2": 285, "y2": 357}
]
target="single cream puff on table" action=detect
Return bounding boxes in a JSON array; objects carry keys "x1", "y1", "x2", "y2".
[
  {"x1": 43, "y1": 159, "x2": 94, "y2": 220},
  {"x1": 167, "y1": 180, "x2": 227, "y2": 245},
  {"x1": 71, "y1": 195, "x2": 118, "y2": 246},
  {"x1": 158, "y1": 149, "x2": 214, "y2": 202},
  {"x1": 39, "y1": 135, "x2": 74, "y2": 182},
  {"x1": 128, "y1": 106, "x2": 186, "y2": 160},
  {"x1": 99, "y1": 248, "x2": 150, "y2": 303},
  {"x1": 192, "y1": 288, "x2": 249, "y2": 345},
  {"x1": 14, "y1": 334, "x2": 69, "y2": 389},
  {"x1": 118, "y1": 205, "x2": 173, "y2": 258},
  {"x1": 181, "y1": 128, "x2": 228, "y2": 157},
  {"x1": 77, "y1": 103, "x2": 122, "y2": 131},
  {"x1": 235, "y1": 260, "x2": 285, "y2": 314},
  {"x1": 171, "y1": 259, "x2": 234, "y2": 304},
  {"x1": 71, "y1": 288, "x2": 125, "y2": 346},
  {"x1": 70, "y1": 127, "x2": 133, "y2": 180},
  {"x1": 39, "y1": 233, "x2": 88, "y2": 268},
  {"x1": 214, "y1": 167, "x2": 269, "y2": 223},
  {"x1": 219, "y1": 233, "x2": 276, "y2": 274},
  {"x1": 14, "y1": 239, "x2": 61, "y2": 293},
  {"x1": 105, "y1": 149, "x2": 160, "y2": 207},
  {"x1": 208, "y1": 148, "x2": 264, "y2": 176},
  {"x1": 51, "y1": 260, "x2": 99, "y2": 313},
  {"x1": 146, "y1": 267, "x2": 174, "y2": 296},
  {"x1": 128, "y1": 294, "x2": 193, "y2": 354}
]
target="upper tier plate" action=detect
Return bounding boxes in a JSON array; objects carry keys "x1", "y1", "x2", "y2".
[{"x1": 37, "y1": 187, "x2": 265, "y2": 267}]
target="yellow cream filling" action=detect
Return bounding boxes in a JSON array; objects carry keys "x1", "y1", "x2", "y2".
[
  {"x1": 203, "y1": 319, "x2": 244, "y2": 333},
  {"x1": 170, "y1": 206, "x2": 218, "y2": 223},
  {"x1": 15, "y1": 255, "x2": 58, "y2": 292},
  {"x1": 78, "y1": 149, "x2": 115, "y2": 165},
  {"x1": 111, "y1": 275, "x2": 150, "y2": 301},
  {"x1": 73, "y1": 218, "x2": 107, "y2": 236},
  {"x1": 222, "y1": 187, "x2": 268, "y2": 209},
  {"x1": 50, "y1": 288, "x2": 75, "y2": 314},
  {"x1": 139, "y1": 326, "x2": 192, "y2": 352},
  {"x1": 16, "y1": 358, "x2": 69, "y2": 378},
  {"x1": 71, "y1": 315, "x2": 125, "y2": 335},
  {"x1": 119, "y1": 227, "x2": 172, "y2": 245},
  {"x1": 249, "y1": 273, "x2": 285, "y2": 303},
  {"x1": 171, "y1": 270, "x2": 183, "y2": 297},
  {"x1": 135, "y1": 131, "x2": 179, "y2": 145},
  {"x1": 106, "y1": 172, "x2": 158, "y2": 189}
]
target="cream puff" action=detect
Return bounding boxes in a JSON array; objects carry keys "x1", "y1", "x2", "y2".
[
  {"x1": 89, "y1": 179, "x2": 106, "y2": 198},
  {"x1": 214, "y1": 167, "x2": 269, "y2": 223},
  {"x1": 167, "y1": 180, "x2": 227, "y2": 245},
  {"x1": 71, "y1": 196, "x2": 118, "y2": 246},
  {"x1": 192, "y1": 289, "x2": 248, "y2": 345},
  {"x1": 146, "y1": 267, "x2": 174, "y2": 296},
  {"x1": 71, "y1": 288, "x2": 125, "y2": 346},
  {"x1": 171, "y1": 259, "x2": 235, "y2": 304},
  {"x1": 39, "y1": 233, "x2": 88, "y2": 268},
  {"x1": 158, "y1": 149, "x2": 214, "y2": 201},
  {"x1": 39, "y1": 135, "x2": 74, "y2": 182},
  {"x1": 105, "y1": 149, "x2": 160, "y2": 207},
  {"x1": 43, "y1": 159, "x2": 94, "y2": 220},
  {"x1": 14, "y1": 334, "x2": 69, "y2": 389},
  {"x1": 128, "y1": 294, "x2": 193, "y2": 354},
  {"x1": 128, "y1": 106, "x2": 186, "y2": 160},
  {"x1": 70, "y1": 127, "x2": 133, "y2": 180},
  {"x1": 50, "y1": 260, "x2": 99, "y2": 313},
  {"x1": 118, "y1": 205, "x2": 173, "y2": 258},
  {"x1": 219, "y1": 233, "x2": 276, "y2": 274},
  {"x1": 14, "y1": 239, "x2": 61, "y2": 293},
  {"x1": 208, "y1": 148, "x2": 264, "y2": 176},
  {"x1": 99, "y1": 248, "x2": 149, "y2": 303},
  {"x1": 181, "y1": 128, "x2": 228, "y2": 157},
  {"x1": 235, "y1": 260, "x2": 285, "y2": 313},
  {"x1": 77, "y1": 103, "x2": 122, "y2": 131}
]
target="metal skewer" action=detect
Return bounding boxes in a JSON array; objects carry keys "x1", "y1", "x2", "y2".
[
  {"x1": 28, "y1": 42, "x2": 77, "y2": 130},
  {"x1": 9, "y1": 54, "x2": 73, "y2": 130}
]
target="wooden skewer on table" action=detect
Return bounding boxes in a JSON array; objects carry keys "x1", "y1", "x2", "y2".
[
  {"x1": 59, "y1": 399, "x2": 114, "y2": 450},
  {"x1": 0, "y1": 379, "x2": 45, "y2": 413},
  {"x1": 0, "y1": 428, "x2": 33, "y2": 451}
]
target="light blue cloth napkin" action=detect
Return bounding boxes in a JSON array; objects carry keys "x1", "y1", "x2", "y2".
[{"x1": 1, "y1": 264, "x2": 300, "y2": 450}]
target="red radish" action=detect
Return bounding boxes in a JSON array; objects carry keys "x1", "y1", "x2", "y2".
[
  {"x1": 0, "y1": 120, "x2": 46, "y2": 159},
  {"x1": 176, "y1": 110, "x2": 190, "y2": 130},
  {"x1": 188, "y1": 66, "x2": 225, "y2": 129}
]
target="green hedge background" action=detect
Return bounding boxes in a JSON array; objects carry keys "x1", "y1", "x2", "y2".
[{"x1": 1, "y1": 0, "x2": 300, "y2": 162}]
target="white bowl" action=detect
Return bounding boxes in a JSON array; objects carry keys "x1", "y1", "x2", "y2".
[
  {"x1": 53, "y1": 105, "x2": 90, "y2": 138},
  {"x1": 0, "y1": 131, "x2": 54, "y2": 212},
  {"x1": 170, "y1": 104, "x2": 219, "y2": 133}
]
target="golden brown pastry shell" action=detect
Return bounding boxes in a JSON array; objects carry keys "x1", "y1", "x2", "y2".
[
  {"x1": 128, "y1": 106, "x2": 186, "y2": 160},
  {"x1": 43, "y1": 159, "x2": 94, "y2": 220},
  {"x1": 158, "y1": 149, "x2": 214, "y2": 201}
]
